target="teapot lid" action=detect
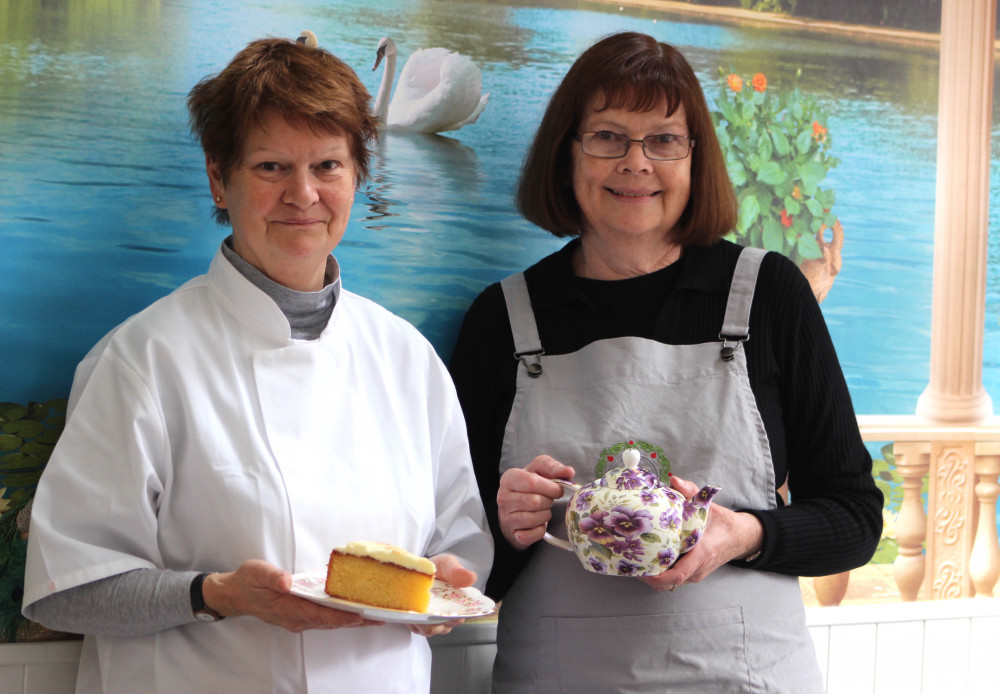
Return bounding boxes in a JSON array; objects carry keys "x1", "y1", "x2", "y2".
[{"x1": 594, "y1": 440, "x2": 672, "y2": 486}]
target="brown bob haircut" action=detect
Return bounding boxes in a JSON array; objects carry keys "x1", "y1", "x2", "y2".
[
  {"x1": 187, "y1": 37, "x2": 378, "y2": 226},
  {"x1": 516, "y1": 32, "x2": 736, "y2": 246}
]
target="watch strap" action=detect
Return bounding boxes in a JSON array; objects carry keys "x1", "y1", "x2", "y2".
[{"x1": 190, "y1": 572, "x2": 224, "y2": 622}]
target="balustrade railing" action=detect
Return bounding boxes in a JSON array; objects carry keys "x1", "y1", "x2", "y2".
[{"x1": 815, "y1": 415, "x2": 1000, "y2": 605}]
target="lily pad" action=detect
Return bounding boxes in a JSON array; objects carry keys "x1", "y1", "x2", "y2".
[
  {"x1": 0, "y1": 404, "x2": 26, "y2": 424},
  {"x1": 0, "y1": 454, "x2": 44, "y2": 472},
  {"x1": 18, "y1": 442, "x2": 53, "y2": 462},
  {"x1": 36, "y1": 429, "x2": 62, "y2": 445},
  {"x1": 0, "y1": 435, "x2": 22, "y2": 453},
  {"x1": 1, "y1": 420, "x2": 44, "y2": 438},
  {"x1": 0, "y1": 470, "x2": 45, "y2": 488}
]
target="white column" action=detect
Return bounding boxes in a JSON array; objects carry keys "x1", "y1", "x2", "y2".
[{"x1": 915, "y1": 0, "x2": 995, "y2": 423}]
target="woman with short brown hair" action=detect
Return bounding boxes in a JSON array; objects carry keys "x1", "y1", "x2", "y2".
[{"x1": 24, "y1": 34, "x2": 491, "y2": 694}]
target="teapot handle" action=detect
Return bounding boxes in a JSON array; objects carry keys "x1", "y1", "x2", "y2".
[{"x1": 541, "y1": 479, "x2": 578, "y2": 552}]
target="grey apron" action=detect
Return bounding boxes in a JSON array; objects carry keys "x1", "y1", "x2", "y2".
[{"x1": 494, "y1": 247, "x2": 823, "y2": 694}]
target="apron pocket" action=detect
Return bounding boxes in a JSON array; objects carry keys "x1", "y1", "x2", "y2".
[{"x1": 540, "y1": 607, "x2": 751, "y2": 694}]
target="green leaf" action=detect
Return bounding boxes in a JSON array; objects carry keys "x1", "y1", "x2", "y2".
[
  {"x1": 771, "y1": 128, "x2": 790, "y2": 157},
  {"x1": 0, "y1": 404, "x2": 26, "y2": 424},
  {"x1": 757, "y1": 132, "x2": 773, "y2": 161},
  {"x1": 762, "y1": 217, "x2": 784, "y2": 252},
  {"x1": 589, "y1": 540, "x2": 613, "y2": 559},
  {"x1": 816, "y1": 188, "x2": 836, "y2": 207},
  {"x1": 727, "y1": 161, "x2": 747, "y2": 187},
  {"x1": 717, "y1": 97, "x2": 741, "y2": 126},
  {"x1": 18, "y1": 442, "x2": 53, "y2": 463},
  {"x1": 794, "y1": 129, "x2": 813, "y2": 157},
  {"x1": 738, "y1": 195, "x2": 761, "y2": 232},
  {"x1": 640, "y1": 533, "x2": 661, "y2": 543},
  {"x1": 872, "y1": 537, "x2": 898, "y2": 564},
  {"x1": 784, "y1": 196, "x2": 801, "y2": 216},
  {"x1": 0, "y1": 470, "x2": 45, "y2": 488},
  {"x1": 797, "y1": 232, "x2": 823, "y2": 260},
  {"x1": 0, "y1": 435, "x2": 21, "y2": 453},
  {"x1": 1, "y1": 420, "x2": 44, "y2": 438},
  {"x1": 716, "y1": 126, "x2": 730, "y2": 149},
  {"x1": 0, "y1": 453, "x2": 44, "y2": 471},
  {"x1": 805, "y1": 198, "x2": 824, "y2": 217},
  {"x1": 798, "y1": 160, "x2": 827, "y2": 191},
  {"x1": 757, "y1": 161, "x2": 787, "y2": 186},
  {"x1": 36, "y1": 429, "x2": 62, "y2": 446},
  {"x1": 740, "y1": 100, "x2": 756, "y2": 123}
]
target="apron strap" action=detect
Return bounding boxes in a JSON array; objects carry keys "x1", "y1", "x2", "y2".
[
  {"x1": 719, "y1": 246, "x2": 767, "y2": 361},
  {"x1": 501, "y1": 272, "x2": 544, "y2": 377}
]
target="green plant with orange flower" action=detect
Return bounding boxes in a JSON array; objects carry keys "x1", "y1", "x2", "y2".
[{"x1": 710, "y1": 68, "x2": 840, "y2": 265}]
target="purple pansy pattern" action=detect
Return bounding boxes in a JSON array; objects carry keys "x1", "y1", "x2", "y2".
[{"x1": 562, "y1": 445, "x2": 721, "y2": 578}]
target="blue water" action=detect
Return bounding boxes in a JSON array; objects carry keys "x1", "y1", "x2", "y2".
[{"x1": 0, "y1": 0, "x2": 989, "y2": 419}]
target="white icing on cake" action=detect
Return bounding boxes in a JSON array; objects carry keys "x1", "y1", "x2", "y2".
[{"x1": 335, "y1": 541, "x2": 435, "y2": 574}]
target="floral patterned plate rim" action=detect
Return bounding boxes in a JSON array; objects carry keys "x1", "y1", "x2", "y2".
[{"x1": 290, "y1": 572, "x2": 496, "y2": 625}]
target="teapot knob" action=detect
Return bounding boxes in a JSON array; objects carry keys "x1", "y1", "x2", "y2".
[{"x1": 622, "y1": 447, "x2": 641, "y2": 469}]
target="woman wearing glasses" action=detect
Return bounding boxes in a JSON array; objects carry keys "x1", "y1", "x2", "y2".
[{"x1": 450, "y1": 32, "x2": 881, "y2": 692}]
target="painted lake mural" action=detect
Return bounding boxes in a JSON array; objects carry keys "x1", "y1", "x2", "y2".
[{"x1": 1, "y1": 0, "x2": 997, "y2": 424}]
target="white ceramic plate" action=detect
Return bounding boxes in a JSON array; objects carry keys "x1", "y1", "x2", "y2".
[{"x1": 290, "y1": 572, "x2": 496, "y2": 625}]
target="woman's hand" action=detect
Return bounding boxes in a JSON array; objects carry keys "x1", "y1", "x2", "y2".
[
  {"x1": 497, "y1": 455, "x2": 575, "y2": 551},
  {"x1": 203, "y1": 559, "x2": 382, "y2": 633},
  {"x1": 640, "y1": 475, "x2": 764, "y2": 592},
  {"x1": 409, "y1": 553, "x2": 477, "y2": 637}
]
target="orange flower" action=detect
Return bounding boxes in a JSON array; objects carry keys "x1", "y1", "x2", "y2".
[
  {"x1": 727, "y1": 74, "x2": 743, "y2": 92},
  {"x1": 812, "y1": 120, "x2": 828, "y2": 141},
  {"x1": 780, "y1": 209, "x2": 793, "y2": 228},
  {"x1": 752, "y1": 72, "x2": 767, "y2": 92},
  {"x1": 792, "y1": 185, "x2": 802, "y2": 200}
]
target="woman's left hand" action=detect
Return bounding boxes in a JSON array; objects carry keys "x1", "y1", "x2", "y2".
[
  {"x1": 409, "y1": 554, "x2": 477, "y2": 637},
  {"x1": 640, "y1": 475, "x2": 764, "y2": 592}
]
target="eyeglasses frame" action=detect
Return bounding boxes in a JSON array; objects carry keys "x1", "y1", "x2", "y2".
[{"x1": 574, "y1": 131, "x2": 695, "y2": 162}]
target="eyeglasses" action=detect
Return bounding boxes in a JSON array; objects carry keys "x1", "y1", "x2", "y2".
[{"x1": 575, "y1": 131, "x2": 695, "y2": 161}]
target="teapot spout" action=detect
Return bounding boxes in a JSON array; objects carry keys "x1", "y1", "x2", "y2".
[{"x1": 680, "y1": 485, "x2": 721, "y2": 537}]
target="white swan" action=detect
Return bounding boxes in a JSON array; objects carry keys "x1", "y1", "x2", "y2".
[
  {"x1": 296, "y1": 30, "x2": 317, "y2": 48},
  {"x1": 373, "y1": 37, "x2": 489, "y2": 133}
]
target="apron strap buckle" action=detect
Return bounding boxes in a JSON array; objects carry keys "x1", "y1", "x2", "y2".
[
  {"x1": 718, "y1": 332, "x2": 748, "y2": 362},
  {"x1": 513, "y1": 350, "x2": 545, "y2": 377}
]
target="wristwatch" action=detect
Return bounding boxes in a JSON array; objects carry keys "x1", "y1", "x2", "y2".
[{"x1": 190, "y1": 572, "x2": 225, "y2": 623}]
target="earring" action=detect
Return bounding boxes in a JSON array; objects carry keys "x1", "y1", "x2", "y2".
[{"x1": 215, "y1": 196, "x2": 222, "y2": 203}]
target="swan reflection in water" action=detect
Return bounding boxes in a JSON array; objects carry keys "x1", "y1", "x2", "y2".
[
  {"x1": 373, "y1": 37, "x2": 489, "y2": 134},
  {"x1": 361, "y1": 131, "x2": 482, "y2": 231}
]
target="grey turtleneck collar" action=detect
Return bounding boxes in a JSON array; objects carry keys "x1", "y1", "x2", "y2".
[{"x1": 220, "y1": 237, "x2": 341, "y2": 340}]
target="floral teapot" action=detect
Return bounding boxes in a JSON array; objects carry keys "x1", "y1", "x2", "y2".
[{"x1": 543, "y1": 447, "x2": 720, "y2": 576}]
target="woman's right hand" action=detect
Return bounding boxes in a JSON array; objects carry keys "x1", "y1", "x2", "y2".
[
  {"x1": 202, "y1": 559, "x2": 381, "y2": 633},
  {"x1": 497, "y1": 455, "x2": 575, "y2": 551}
]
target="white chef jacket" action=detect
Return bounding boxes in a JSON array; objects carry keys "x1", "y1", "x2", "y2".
[{"x1": 22, "y1": 247, "x2": 492, "y2": 694}]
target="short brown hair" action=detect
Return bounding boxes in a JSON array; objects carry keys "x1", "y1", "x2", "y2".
[
  {"x1": 187, "y1": 37, "x2": 378, "y2": 225},
  {"x1": 516, "y1": 32, "x2": 736, "y2": 245}
]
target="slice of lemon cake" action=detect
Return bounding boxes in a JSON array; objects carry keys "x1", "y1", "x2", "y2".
[{"x1": 325, "y1": 541, "x2": 436, "y2": 612}]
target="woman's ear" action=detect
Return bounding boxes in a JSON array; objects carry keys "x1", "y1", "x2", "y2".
[{"x1": 206, "y1": 155, "x2": 225, "y2": 206}]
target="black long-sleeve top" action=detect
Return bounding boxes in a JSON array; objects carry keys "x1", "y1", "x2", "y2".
[{"x1": 450, "y1": 238, "x2": 883, "y2": 600}]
